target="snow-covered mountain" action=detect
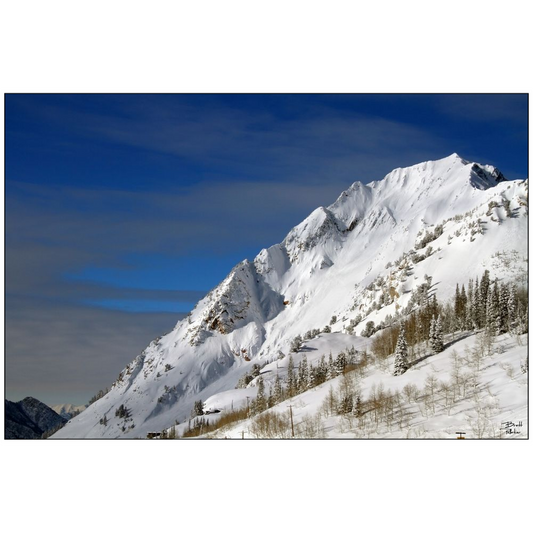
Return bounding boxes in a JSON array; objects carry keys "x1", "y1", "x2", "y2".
[
  {"x1": 50, "y1": 403, "x2": 86, "y2": 419},
  {"x1": 54, "y1": 154, "x2": 528, "y2": 438},
  {"x1": 5, "y1": 397, "x2": 67, "y2": 439}
]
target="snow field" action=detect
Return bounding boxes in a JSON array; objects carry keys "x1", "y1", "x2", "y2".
[{"x1": 195, "y1": 332, "x2": 527, "y2": 439}]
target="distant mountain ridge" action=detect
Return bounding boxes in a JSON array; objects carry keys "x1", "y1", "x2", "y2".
[
  {"x1": 5, "y1": 397, "x2": 67, "y2": 439},
  {"x1": 50, "y1": 403, "x2": 86, "y2": 419}
]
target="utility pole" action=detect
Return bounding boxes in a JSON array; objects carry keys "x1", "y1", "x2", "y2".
[{"x1": 289, "y1": 404, "x2": 295, "y2": 438}]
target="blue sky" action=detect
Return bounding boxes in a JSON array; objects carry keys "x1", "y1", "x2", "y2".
[{"x1": 5, "y1": 94, "x2": 528, "y2": 405}]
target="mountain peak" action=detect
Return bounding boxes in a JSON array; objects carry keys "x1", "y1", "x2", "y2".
[
  {"x1": 425, "y1": 153, "x2": 507, "y2": 188},
  {"x1": 445, "y1": 152, "x2": 465, "y2": 162},
  {"x1": 6, "y1": 397, "x2": 67, "y2": 439}
]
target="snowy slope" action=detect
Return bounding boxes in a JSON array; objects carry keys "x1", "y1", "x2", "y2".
[
  {"x1": 198, "y1": 331, "x2": 528, "y2": 440},
  {"x1": 53, "y1": 154, "x2": 528, "y2": 438}
]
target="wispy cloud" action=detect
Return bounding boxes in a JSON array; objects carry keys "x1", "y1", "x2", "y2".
[
  {"x1": 10, "y1": 95, "x2": 450, "y2": 186},
  {"x1": 5, "y1": 297, "x2": 182, "y2": 406}
]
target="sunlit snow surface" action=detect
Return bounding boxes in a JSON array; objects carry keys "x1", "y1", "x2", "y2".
[{"x1": 200, "y1": 332, "x2": 528, "y2": 439}]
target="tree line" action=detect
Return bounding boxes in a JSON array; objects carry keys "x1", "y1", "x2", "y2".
[{"x1": 371, "y1": 270, "x2": 527, "y2": 372}]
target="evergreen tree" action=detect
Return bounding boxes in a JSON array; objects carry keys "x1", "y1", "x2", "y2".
[
  {"x1": 318, "y1": 355, "x2": 328, "y2": 385},
  {"x1": 236, "y1": 372, "x2": 253, "y2": 389},
  {"x1": 273, "y1": 373, "x2": 283, "y2": 405},
  {"x1": 393, "y1": 323, "x2": 409, "y2": 376},
  {"x1": 361, "y1": 321, "x2": 376, "y2": 338},
  {"x1": 254, "y1": 377, "x2": 267, "y2": 413},
  {"x1": 454, "y1": 284, "x2": 463, "y2": 328},
  {"x1": 267, "y1": 387, "x2": 274, "y2": 409},
  {"x1": 115, "y1": 404, "x2": 130, "y2": 418},
  {"x1": 499, "y1": 283, "x2": 510, "y2": 332},
  {"x1": 486, "y1": 280, "x2": 502, "y2": 335},
  {"x1": 326, "y1": 352, "x2": 336, "y2": 380},
  {"x1": 516, "y1": 298, "x2": 528, "y2": 334},
  {"x1": 507, "y1": 284, "x2": 517, "y2": 331},
  {"x1": 460, "y1": 285, "x2": 467, "y2": 328},
  {"x1": 429, "y1": 316, "x2": 435, "y2": 347},
  {"x1": 430, "y1": 315, "x2": 444, "y2": 353},
  {"x1": 436, "y1": 315, "x2": 444, "y2": 352},
  {"x1": 415, "y1": 310, "x2": 424, "y2": 356},
  {"x1": 466, "y1": 278, "x2": 474, "y2": 330},
  {"x1": 287, "y1": 355, "x2": 296, "y2": 397},
  {"x1": 478, "y1": 270, "x2": 491, "y2": 327},
  {"x1": 473, "y1": 277, "x2": 482, "y2": 328},
  {"x1": 191, "y1": 400, "x2": 204, "y2": 417},
  {"x1": 480, "y1": 269, "x2": 490, "y2": 300},
  {"x1": 297, "y1": 355, "x2": 309, "y2": 393},
  {"x1": 335, "y1": 351, "x2": 347, "y2": 375},
  {"x1": 290, "y1": 335, "x2": 303, "y2": 353},
  {"x1": 308, "y1": 364, "x2": 318, "y2": 389}
]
